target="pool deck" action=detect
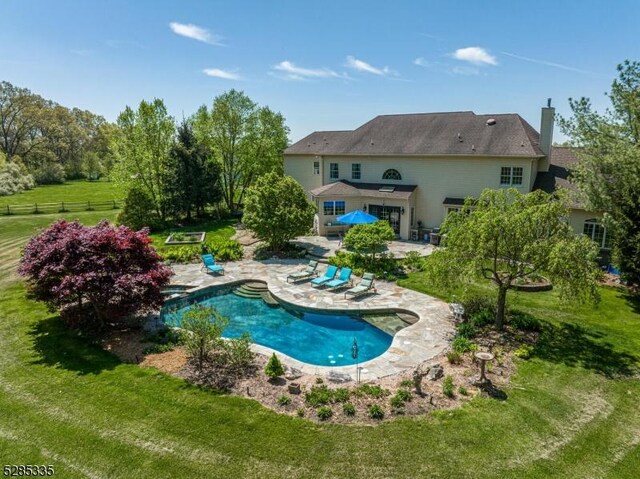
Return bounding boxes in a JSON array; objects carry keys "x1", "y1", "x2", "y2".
[{"x1": 169, "y1": 259, "x2": 454, "y2": 381}]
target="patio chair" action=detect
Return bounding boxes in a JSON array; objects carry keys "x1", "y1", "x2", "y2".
[
  {"x1": 286, "y1": 260, "x2": 319, "y2": 283},
  {"x1": 326, "y1": 267, "x2": 353, "y2": 290},
  {"x1": 310, "y1": 265, "x2": 338, "y2": 287},
  {"x1": 201, "y1": 254, "x2": 224, "y2": 275},
  {"x1": 344, "y1": 273, "x2": 377, "y2": 299}
]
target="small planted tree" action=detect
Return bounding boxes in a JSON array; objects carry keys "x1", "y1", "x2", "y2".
[
  {"x1": 181, "y1": 305, "x2": 229, "y2": 371},
  {"x1": 264, "y1": 353, "x2": 285, "y2": 381},
  {"x1": 425, "y1": 188, "x2": 602, "y2": 328},
  {"x1": 18, "y1": 220, "x2": 172, "y2": 332},
  {"x1": 343, "y1": 220, "x2": 395, "y2": 260},
  {"x1": 243, "y1": 173, "x2": 316, "y2": 252}
]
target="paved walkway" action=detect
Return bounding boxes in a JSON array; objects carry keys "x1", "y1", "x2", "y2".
[
  {"x1": 292, "y1": 235, "x2": 435, "y2": 260},
  {"x1": 169, "y1": 258, "x2": 454, "y2": 381}
]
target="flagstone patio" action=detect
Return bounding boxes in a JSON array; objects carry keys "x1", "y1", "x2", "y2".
[{"x1": 168, "y1": 258, "x2": 454, "y2": 381}]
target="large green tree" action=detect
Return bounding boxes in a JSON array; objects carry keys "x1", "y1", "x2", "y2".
[
  {"x1": 164, "y1": 120, "x2": 222, "y2": 220},
  {"x1": 0, "y1": 81, "x2": 46, "y2": 160},
  {"x1": 243, "y1": 173, "x2": 316, "y2": 251},
  {"x1": 343, "y1": 220, "x2": 395, "y2": 259},
  {"x1": 560, "y1": 60, "x2": 640, "y2": 286},
  {"x1": 192, "y1": 90, "x2": 289, "y2": 213},
  {"x1": 111, "y1": 99, "x2": 175, "y2": 221},
  {"x1": 426, "y1": 189, "x2": 602, "y2": 328}
]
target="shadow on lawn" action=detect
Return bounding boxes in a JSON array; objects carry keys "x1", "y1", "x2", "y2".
[
  {"x1": 532, "y1": 321, "x2": 638, "y2": 378},
  {"x1": 29, "y1": 316, "x2": 121, "y2": 375},
  {"x1": 621, "y1": 291, "x2": 640, "y2": 315}
]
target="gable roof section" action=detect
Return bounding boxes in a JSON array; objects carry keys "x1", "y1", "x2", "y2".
[
  {"x1": 533, "y1": 146, "x2": 584, "y2": 208},
  {"x1": 310, "y1": 180, "x2": 417, "y2": 199},
  {"x1": 285, "y1": 112, "x2": 545, "y2": 157}
]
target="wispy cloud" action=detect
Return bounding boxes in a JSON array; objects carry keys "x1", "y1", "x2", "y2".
[
  {"x1": 413, "y1": 57, "x2": 429, "y2": 67},
  {"x1": 345, "y1": 56, "x2": 397, "y2": 76},
  {"x1": 70, "y1": 49, "x2": 92, "y2": 57},
  {"x1": 414, "y1": 57, "x2": 481, "y2": 76},
  {"x1": 169, "y1": 22, "x2": 223, "y2": 45},
  {"x1": 501, "y1": 51, "x2": 594, "y2": 75},
  {"x1": 203, "y1": 68, "x2": 241, "y2": 80},
  {"x1": 451, "y1": 47, "x2": 497, "y2": 66},
  {"x1": 272, "y1": 60, "x2": 344, "y2": 80}
]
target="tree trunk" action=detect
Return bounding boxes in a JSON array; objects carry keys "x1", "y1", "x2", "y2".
[{"x1": 496, "y1": 285, "x2": 508, "y2": 329}]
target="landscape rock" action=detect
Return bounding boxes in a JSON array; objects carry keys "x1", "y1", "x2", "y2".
[
  {"x1": 427, "y1": 363, "x2": 444, "y2": 381},
  {"x1": 327, "y1": 371, "x2": 353, "y2": 383},
  {"x1": 284, "y1": 367, "x2": 303, "y2": 381}
]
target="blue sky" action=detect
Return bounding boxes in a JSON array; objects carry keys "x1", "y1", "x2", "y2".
[{"x1": 2, "y1": 0, "x2": 639, "y2": 142}]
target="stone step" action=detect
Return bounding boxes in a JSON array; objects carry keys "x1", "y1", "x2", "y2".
[
  {"x1": 233, "y1": 289, "x2": 262, "y2": 299},
  {"x1": 260, "y1": 291, "x2": 279, "y2": 308},
  {"x1": 242, "y1": 282, "x2": 269, "y2": 292}
]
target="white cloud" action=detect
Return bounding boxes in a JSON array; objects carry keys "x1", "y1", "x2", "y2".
[
  {"x1": 169, "y1": 22, "x2": 223, "y2": 45},
  {"x1": 501, "y1": 52, "x2": 594, "y2": 75},
  {"x1": 345, "y1": 56, "x2": 396, "y2": 76},
  {"x1": 451, "y1": 47, "x2": 497, "y2": 66},
  {"x1": 413, "y1": 57, "x2": 428, "y2": 67},
  {"x1": 272, "y1": 60, "x2": 342, "y2": 80},
  {"x1": 203, "y1": 68, "x2": 241, "y2": 80}
]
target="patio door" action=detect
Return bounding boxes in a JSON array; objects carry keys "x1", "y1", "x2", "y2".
[{"x1": 368, "y1": 205, "x2": 401, "y2": 235}]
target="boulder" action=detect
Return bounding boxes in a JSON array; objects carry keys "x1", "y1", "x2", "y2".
[
  {"x1": 427, "y1": 363, "x2": 444, "y2": 381},
  {"x1": 284, "y1": 367, "x2": 303, "y2": 381},
  {"x1": 327, "y1": 371, "x2": 353, "y2": 384}
]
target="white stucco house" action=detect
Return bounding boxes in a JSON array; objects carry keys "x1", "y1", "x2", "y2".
[{"x1": 283, "y1": 101, "x2": 609, "y2": 251}]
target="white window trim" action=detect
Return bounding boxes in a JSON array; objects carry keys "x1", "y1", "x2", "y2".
[
  {"x1": 500, "y1": 166, "x2": 524, "y2": 186},
  {"x1": 583, "y1": 219, "x2": 611, "y2": 250}
]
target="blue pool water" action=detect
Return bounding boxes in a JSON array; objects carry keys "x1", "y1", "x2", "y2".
[{"x1": 162, "y1": 290, "x2": 393, "y2": 367}]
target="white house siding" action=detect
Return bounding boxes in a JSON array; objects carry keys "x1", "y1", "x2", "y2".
[{"x1": 286, "y1": 154, "x2": 537, "y2": 233}]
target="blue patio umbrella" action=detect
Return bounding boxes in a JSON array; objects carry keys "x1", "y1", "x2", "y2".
[{"x1": 337, "y1": 209, "x2": 378, "y2": 225}]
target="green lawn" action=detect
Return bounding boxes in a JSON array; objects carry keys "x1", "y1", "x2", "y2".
[
  {"x1": 149, "y1": 218, "x2": 237, "y2": 252},
  {"x1": 0, "y1": 189, "x2": 639, "y2": 477},
  {"x1": 0, "y1": 179, "x2": 121, "y2": 208}
]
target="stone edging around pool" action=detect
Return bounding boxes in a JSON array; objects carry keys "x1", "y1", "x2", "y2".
[{"x1": 164, "y1": 263, "x2": 455, "y2": 382}]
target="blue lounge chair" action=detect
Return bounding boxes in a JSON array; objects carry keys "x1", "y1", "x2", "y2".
[
  {"x1": 201, "y1": 254, "x2": 224, "y2": 275},
  {"x1": 310, "y1": 265, "x2": 338, "y2": 287},
  {"x1": 344, "y1": 273, "x2": 376, "y2": 299},
  {"x1": 326, "y1": 267, "x2": 353, "y2": 290},
  {"x1": 287, "y1": 260, "x2": 319, "y2": 283}
]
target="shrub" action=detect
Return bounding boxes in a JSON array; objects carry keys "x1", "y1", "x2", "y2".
[
  {"x1": 305, "y1": 385, "x2": 333, "y2": 407},
  {"x1": 442, "y1": 375, "x2": 455, "y2": 398},
  {"x1": 460, "y1": 294, "x2": 495, "y2": 318},
  {"x1": 514, "y1": 345, "x2": 534, "y2": 359},
  {"x1": 343, "y1": 221, "x2": 395, "y2": 258},
  {"x1": 315, "y1": 377, "x2": 324, "y2": 384},
  {"x1": 181, "y1": 305, "x2": 228, "y2": 371},
  {"x1": 452, "y1": 336, "x2": 475, "y2": 353},
  {"x1": 221, "y1": 332, "x2": 255, "y2": 373},
  {"x1": 456, "y1": 322, "x2": 477, "y2": 339},
  {"x1": 118, "y1": 187, "x2": 162, "y2": 231},
  {"x1": 356, "y1": 383, "x2": 389, "y2": 399},
  {"x1": 160, "y1": 246, "x2": 200, "y2": 263},
  {"x1": 509, "y1": 311, "x2": 542, "y2": 332},
  {"x1": 277, "y1": 395, "x2": 292, "y2": 406},
  {"x1": 447, "y1": 350, "x2": 463, "y2": 364},
  {"x1": 367, "y1": 404, "x2": 385, "y2": 420},
  {"x1": 333, "y1": 388, "x2": 351, "y2": 403},
  {"x1": 253, "y1": 242, "x2": 307, "y2": 260},
  {"x1": 0, "y1": 160, "x2": 35, "y2": 196},
  {"x1": 470, "y1": 309, "x2": 495, "y2": 328},
  {"x1": 296, "y1": 407, "x2": 305, "y2": 417},
  {"x1": 342, "y1": 402, "x2": 356, "y2": 416},
  {"x1": 458, "y1": 386, "x2": 469, "y2": 396},
  {"x1": 395, "y1": 389, "x2": 412, "y2": 402},
  {"x1": 202, "y1": 239, "x2": 243, "y2": 262},
  {"x1": 328, "y1": 250, "x2": 399, "y2": 279},
  {"x1": 399, "y1": 379, "x2": 414, "y2": 389},
  {"x1": 33, "y1": 162, "x2": 66, "y2": 185},
  {"x1": 264, "y1": 353, "x2": 285, "y2": 380},
  {"x1": 18, "y1": 220, "x2": 171, "y2": 333},
  {"x1": 390, "y1": 395, "x2": 405, "y2": 409},
  {"x1": 317, "y1": 406, "x2": 333, "y2": 420},
  {"x1": 403, "y1": 251, "x2": 425, "y2": 272},
  {"x1": 142, "y1": 343, "x2": 175, "y2": 355}
]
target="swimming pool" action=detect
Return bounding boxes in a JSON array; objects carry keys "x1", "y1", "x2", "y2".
[{"x1": 161, "y1": 286, "x2": 396, "y2": 367}]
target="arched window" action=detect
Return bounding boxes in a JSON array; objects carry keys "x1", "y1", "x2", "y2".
[
  {"x1": 382, "y1": 169, "x2": 402, "y2": 180},
  {"x1": 583, "y1": 218, "x2": 611, "y2": 249}
]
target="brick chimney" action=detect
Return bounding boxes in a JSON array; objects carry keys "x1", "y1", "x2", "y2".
[{"x1": 538, "y1": 98, "x2": 555, "y2": 172}]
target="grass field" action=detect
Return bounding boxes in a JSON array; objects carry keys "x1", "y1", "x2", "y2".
[
  {"x1": 0, "y1": 179, "x2": 121, "y2": 208},
  {"x1": 0, "y1": 184, "x2": 639, "y2": 478}
]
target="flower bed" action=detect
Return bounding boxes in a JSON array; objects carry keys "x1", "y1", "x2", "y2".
[{"x1": 165, "y1": 232, "x2": 206, "y2": 245}]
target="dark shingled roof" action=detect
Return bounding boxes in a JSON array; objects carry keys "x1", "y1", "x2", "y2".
[
  {"x1": 310, "y1": 180, "x2": 417, "y2": 199},
  {"x1": 285, "y1": 112, "x2": 545, "y2": 157},
  {"x1": 533, "y1": 146, "x2": 584, "y2": 208}
]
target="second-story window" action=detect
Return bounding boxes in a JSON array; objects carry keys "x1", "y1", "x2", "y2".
[
  {"x1": 500, "y1": 166, "x2": 523, "y2": 186},
  {"x1": 382, "y1": 168, "x2": 402, "y2": 180},
  {"x1": 330, "y1": 163, "x2": 339, "y2": 179},
  {"x1": 313, "y1": 161, "x2": 320, "y2": 175},
  {"x1": 352, "y1": 163, "x2": 361, "y2": 180}
]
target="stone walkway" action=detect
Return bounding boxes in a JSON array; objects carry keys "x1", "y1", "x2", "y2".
[
  {"x1": 292, "y1": 235, "x2": 435, "y2": 260},
  {"x1": 169, "y1": 259, "x2": 454, "y2": 381}
]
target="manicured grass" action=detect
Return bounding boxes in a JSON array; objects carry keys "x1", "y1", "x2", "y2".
[
  {"x1": 0, "y1": 179, "x2": 121, "y2": 208},
  {"x1": 0, "y1": 199, "x2": 639, "y2": 477}
]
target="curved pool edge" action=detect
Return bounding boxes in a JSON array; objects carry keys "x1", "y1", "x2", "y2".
[{"x1": 163, "y1": 263, "x2": 455, "y2": 381}]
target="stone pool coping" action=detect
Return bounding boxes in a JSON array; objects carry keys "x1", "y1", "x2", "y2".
[{"x1": 167, "y1": 259, "x2": 454, "y2": 381}]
